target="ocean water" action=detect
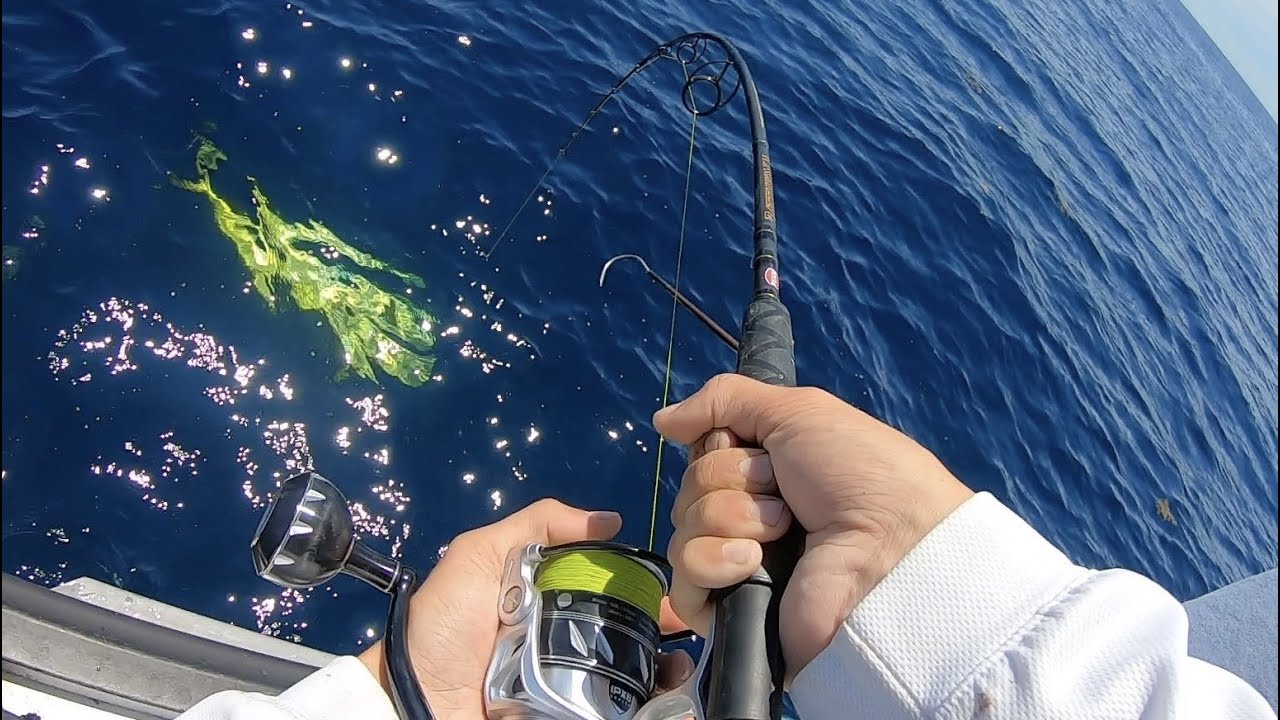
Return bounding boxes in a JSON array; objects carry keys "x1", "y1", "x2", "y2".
[{"x1": 3, "y1": 0, "x2": 1276, "y2": 660}]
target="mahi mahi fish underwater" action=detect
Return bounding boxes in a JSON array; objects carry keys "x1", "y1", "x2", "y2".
[{"x1": 172, "y1": 137, "x2": 436, "y2": 387}]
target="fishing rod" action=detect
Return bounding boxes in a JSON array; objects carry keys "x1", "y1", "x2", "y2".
[
  {"x1": 250, "y1": 31, "x2": 799, "y2": 720},
  {"x1": 494, "y1": 31, "x2": 802, "y2": 719},
  {"x1": 659, "y1": 33, "x2": 801, "y2": 720}
]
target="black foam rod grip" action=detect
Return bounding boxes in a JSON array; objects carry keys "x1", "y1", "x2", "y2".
[
  {"x1": 735, "y1": 295, "x2": 796, "y2": 387},
  {"x1": 706, "y1": 294, "x2": 799, "y2": 720}
]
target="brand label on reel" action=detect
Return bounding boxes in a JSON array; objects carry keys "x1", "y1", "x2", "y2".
[{"x1": 609, "y1": 683, "x2": 633, "y2": 714}]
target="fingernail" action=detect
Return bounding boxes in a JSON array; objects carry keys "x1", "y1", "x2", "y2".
[
  {"x1": 738, "y1": 454, "x2": 774, "y2": 485},
  {"x1": 675, "y1": 652, "x2": 695, "y2": 683},
  {"x1": 660, "y1": 650, "x2": 695, "y2": 686},
  {"x1": 704, "y1": 429, "x2": 733, "y2": 452},
  {"x1": 722, "y1": 539, "x2": 756, "y2": 565},
  {"x1": 587, "y1": 511, "x2": 622, "y2": 529},
  {"x1": 751, "y1": 498, "x2": 784, "y2": 526}
]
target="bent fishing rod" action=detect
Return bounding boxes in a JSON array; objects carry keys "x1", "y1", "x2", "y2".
[{"x1": 250, "y1": 32, "x2": 799, "y2": 720}]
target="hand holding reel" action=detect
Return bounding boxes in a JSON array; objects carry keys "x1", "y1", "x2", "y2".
[{"x1": 251, "y1": 471, "x2": 714, "y2": 720}]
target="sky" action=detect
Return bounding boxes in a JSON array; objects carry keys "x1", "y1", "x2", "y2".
[{"x1": 1180, "y1": 0, "x2": 1279, "y2": 121}]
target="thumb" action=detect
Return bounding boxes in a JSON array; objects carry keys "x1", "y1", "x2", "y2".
[
  {"x1": 500, "y1": 498, "x2": 624, "y2": 547},
  {"x1": 450, "y1": 500, "x2": 623, "y2": 580},
  {"x1": 652, "y1": 373, "x2": 787, "y2": 446}
]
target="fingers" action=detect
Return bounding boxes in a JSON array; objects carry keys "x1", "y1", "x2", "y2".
[
  {"x1": 667, "y1": 569, "x2": 712, "y2": 635},
  {"x1": 446, "y1": 499, "x2": 622, "y2": 578},
  {"x1": 664, "y1": 444, "x2": 788, "y2": 633},
  {"x1": 686, "y1": 427, "x2": 742, "y2": 465},
  {"x1": 654, "y1": 373, "x2": 790, "y2": 446},
  {"x1": 672, "y1": 535, "x2": 765, "y2": 589},
  {"x1": 667, "y1": 537, "x2": 761, "y2": 634},
  {"x1": 672, "y1": 489, "x2": 791, "y2": 549},
  {"x1": 659, "y1": 596, "x2": 689, "y2": 635},
  {"x1": 671, "y1": 448, "x2": 779, "y2": 524},
  {"x1": 505, "y1": 498, "x2": 623, "y2": 546},
  {"x1": 655, "y1": 650, "x2": 695, "y2": 692}
]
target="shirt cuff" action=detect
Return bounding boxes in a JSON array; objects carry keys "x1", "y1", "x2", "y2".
[
  {"x1": 277, "y1": 656, "x2": 398, "y2": 720},
  {"x1": 790, "y1": 491, "x2": 1089, "y2": 719}
]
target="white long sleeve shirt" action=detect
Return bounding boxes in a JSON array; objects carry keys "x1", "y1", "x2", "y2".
[{"x1": 180, "y1": 493, "x2": 1276, "y2": 719}]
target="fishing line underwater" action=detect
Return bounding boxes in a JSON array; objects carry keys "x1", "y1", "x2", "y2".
[{"x1": 252, "y1": 32, "x2": 800, "y2": 720}]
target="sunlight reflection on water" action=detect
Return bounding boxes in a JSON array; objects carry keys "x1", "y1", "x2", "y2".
[
  {"x1": 23, "y1": 159, "x2": 556, "y2": 636},
  {"x1": 34, "y1": 263, "x2": 548, "y2": 639}
]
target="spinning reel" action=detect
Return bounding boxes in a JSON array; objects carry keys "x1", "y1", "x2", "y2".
[{"x1": 251, "y1": 471, "x2": 711, "y2": 720}]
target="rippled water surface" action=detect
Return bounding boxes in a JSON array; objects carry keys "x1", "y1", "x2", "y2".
[{"x1": 3, "y1": 0, "x2": 1277, "y2": 653}]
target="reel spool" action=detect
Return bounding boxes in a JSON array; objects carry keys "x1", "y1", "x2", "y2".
[{"x1": 486, "y1": 542, "x2": 673, "y2": 720}]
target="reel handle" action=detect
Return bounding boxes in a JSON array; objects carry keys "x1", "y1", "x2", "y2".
[
  {"x1": 250, "y1": 472, "x2": 434, "y2": 720},
  {"x1": 386, "y1": 567, "x2": 433, "y2": 720},
  {"x1": 706, "y1": 292, "x2": 799, "y2": 720}
]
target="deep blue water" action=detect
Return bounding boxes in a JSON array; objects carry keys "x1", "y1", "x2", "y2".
[{"x1": 3, "y1": 0, "x2": 1276, "y2": 657}]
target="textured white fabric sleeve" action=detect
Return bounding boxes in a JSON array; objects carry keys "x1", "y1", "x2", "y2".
[
  {"x1": 789, "y1": 492, "x2": 1276, "y2": 720},
  {"x1": 176, "y1": 655, "x2": 398, "y2": 720}
]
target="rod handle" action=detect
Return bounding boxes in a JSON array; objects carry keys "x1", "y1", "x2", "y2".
[
  {"x1": 706, "y1": 293, "x2": 798, "y2": 720},
  {"x1": 734, "y1": 293, "x2": 795, "y2": 386}
]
